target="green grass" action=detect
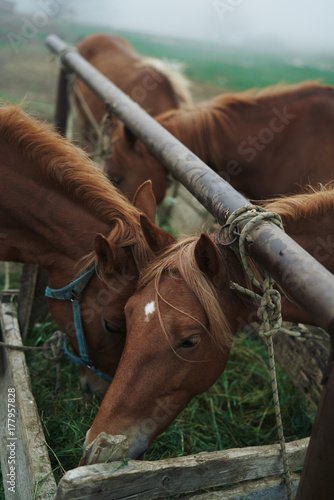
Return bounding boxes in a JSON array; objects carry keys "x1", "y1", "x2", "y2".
[
  {"x1": 21, "y1": 320, "x2": 315, "y2": 486},
  {"x1": 25, "y1": 322, "x2": 103, "y2": 480},
  {"x1": 0, "y1": 272, "x2": 314, "y2": 490},
  {"x1": 109, "y1": 30, "x2": 334, "y2": 91}
]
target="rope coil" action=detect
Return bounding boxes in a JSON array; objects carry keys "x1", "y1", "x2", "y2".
[{"x1": 219, "y1": 204, "x2": 293, "y2": 500}]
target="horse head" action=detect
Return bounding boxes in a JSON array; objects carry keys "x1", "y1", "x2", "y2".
[
  {"x1": 80, "y1": 215, "x2": 252, "y2": 462},
  {"x1": 107, "y1": 125, "x2": 168, "y2": 204},
  {"x1": 46, "y1": 181, "x2": 157, "y2": 396}
]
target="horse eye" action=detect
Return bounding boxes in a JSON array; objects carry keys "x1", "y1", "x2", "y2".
[
  {"x1": 179, "y1": 335, "x2": 201, "y2": 350},
  {"x1": 110, "y1": 176, "x2": 124, "y2": 188},
  {"x1": 103, "y1": 320, "x2": 123, "y2": 334}
]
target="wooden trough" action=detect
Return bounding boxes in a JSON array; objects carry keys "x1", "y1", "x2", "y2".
[
  {"x1": 0, "y1": 288, "x2": 308, "y2": 499},
  {"x1": 0, "y1": 292, "x2": 57, "y2": 499},
  {"x1": 56, "y1": 438, "x2": 307, "y2": 499}
]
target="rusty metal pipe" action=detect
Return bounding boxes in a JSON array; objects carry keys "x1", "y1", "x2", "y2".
[
  {"x1": 46, "y1": 34, "x2": 334, "y2": 336},
  {"x1": 45, "y1": 34, "x2": 248, "y2": 216}
]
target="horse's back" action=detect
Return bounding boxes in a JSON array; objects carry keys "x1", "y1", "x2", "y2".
[{"x1": 76, "y1": 33, "x2": 137, "y2": 64}]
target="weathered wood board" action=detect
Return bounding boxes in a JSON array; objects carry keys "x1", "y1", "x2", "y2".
[
  {"x1": 0, "y1": 296, "x2": 57, "y2": 499},
  {"x1": 56, "y1": 437, "x2": 308, "y2": 500},
  {"x1": 185, "y1": 473, "x2": 301, "y2": 499},
  {"x1": 18, "y1": 264, "x2": 49, "y2": 340}
]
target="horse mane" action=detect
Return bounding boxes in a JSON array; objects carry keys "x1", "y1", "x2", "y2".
[
  {"x1": 0, "y1": 102, "x2": 140, "y2": 228},
  {"x1": 153, "y1": 95, "x2": 250, "y2": 166},
  {"x1": 138, "y1": 236, "x2": 234, "y2": 354},
  {"x1": 254, "y1": 80, "x2": 327, "y2": 98},
  {"x1": 263, "y1": 182, "x2": 334, "y2": 223},
  {"x1": 0, "y1": 103, "x2": 153, "y2": 277},
  {"x1": 139, "y1": 57, "x2": 192, "y2": 107}
]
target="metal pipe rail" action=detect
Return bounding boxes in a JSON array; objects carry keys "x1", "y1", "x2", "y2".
[{"x1": 46, "y1": 33, "x2": 334, "y2": 336}]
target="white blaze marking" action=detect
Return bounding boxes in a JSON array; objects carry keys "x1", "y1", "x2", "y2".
[{"x1": 145, "y1": 300, "x2": 155, "y2": 322}]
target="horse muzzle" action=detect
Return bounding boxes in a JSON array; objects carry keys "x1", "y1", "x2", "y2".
[{"x1": 79, "y1": 430, "x2": 148, "y2": 465}]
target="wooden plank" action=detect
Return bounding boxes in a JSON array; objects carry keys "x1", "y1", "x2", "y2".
[
  {"x1": 185, "y1": 473, "x2": 300, "y2": 499},
  {"x1": 0, "y1": 301, "x2": 57, "y2": 499},
  {"x1": 18, "y1": 264, "x2": 49, "y2": 340},
  {"x1": 56, "y1": 438, "x2": 309, "y2": 500}
]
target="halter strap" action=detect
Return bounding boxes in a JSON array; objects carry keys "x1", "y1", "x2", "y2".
[{"x1": 45, "y1": 265, "x2": 113, "y2": 383}]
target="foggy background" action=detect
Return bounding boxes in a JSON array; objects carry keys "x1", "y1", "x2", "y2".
[{"x1": 11, "y1": 0, "x2": 334, "y2": 53}]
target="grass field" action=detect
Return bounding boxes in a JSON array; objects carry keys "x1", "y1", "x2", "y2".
[
  {"x1": 1, "y1": 17, "x2": 334, "y2": 118},
  {"x1": 0, "y1": 15, "x2": 333, "y2": 496}
]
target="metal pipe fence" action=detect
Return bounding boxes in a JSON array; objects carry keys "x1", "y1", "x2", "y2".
[{"x1": 46, "y1": 33, "x2": 334, "y2": 336}]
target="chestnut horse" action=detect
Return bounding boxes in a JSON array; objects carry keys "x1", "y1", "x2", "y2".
[
  {"x1": 81, "y1": 184, "x2": 334, "y2": 462},
  {"x1": 108, "y1": 82, "x2": 334, "y2": 203},
  {"x1": 56, "y1": 33, "x2": 191, "y2": 195},
  {"x1": 0, "y1": 103, "x2": 157, "y2": 394}
]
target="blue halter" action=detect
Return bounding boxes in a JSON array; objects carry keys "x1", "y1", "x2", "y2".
[{"x1": 45, "y1": 265, "x2": 113, "y2": 383}]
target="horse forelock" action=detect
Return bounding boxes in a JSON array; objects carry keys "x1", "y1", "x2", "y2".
[
  {"x1": 138, "y1": 237, "x2": 233, "y2": 354},
  {"x1": 0, "y1": 103, "x2": 140, "y2": 228}
]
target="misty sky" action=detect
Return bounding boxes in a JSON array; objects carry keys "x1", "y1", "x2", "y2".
[{"x1": 13, "y1": 0, "x2": 334, "y2": 51}]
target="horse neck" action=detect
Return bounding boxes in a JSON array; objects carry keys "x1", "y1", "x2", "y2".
[
  {"x1": 158, "y1": 104, "x2": 220, "y2": 166},
  {"x1": 0, "y1": 148, "x2": 111, "y2": 286},
  {"x1": 158, "y1": 99, "x2": 255, "y2": 168},
  {"x1": 157, "y1": 91, "x2": 300, "y2": 172}
]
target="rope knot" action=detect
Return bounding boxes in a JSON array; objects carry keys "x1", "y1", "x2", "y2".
[
  {"x1": 257, "y1": 287, "x2": 282, "y2": 337},
  {"x1": 219, "y1": 203, "x2": 285, "y2": 337},
  {"x1": 42, "y1": 330, "x2": 65, "y2": 362},
  {"x1": 218, "y1": 203, "x2": 293, "y2": 499}
]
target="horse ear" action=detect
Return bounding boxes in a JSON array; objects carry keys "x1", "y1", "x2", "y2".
[
  {"x1": 194, "y1": 233, "x2": 226, "y2": 289},
  {"x1": 140, "y1": 214, "x2": 175, "y2": 254},
  {"x1": 132, "y1": 180, "x2": 157, "y2": 223},
  {"x1": 94, "y1": 233, "x2": 125, "y2": 275}
]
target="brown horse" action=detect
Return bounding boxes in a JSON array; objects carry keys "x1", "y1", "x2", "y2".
[
  {"x1": 108, "y1": 82, "x2": 334, "y2": 203},
  {"x1": 0, "y1": 102, "x2": 157, "y2": 394},
  {"x1": 81, "y1": 184, "x2": 334, "y2": 462},
  {"x1": 56, "y1": 33, "x2": 191, "y2": 192}
]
